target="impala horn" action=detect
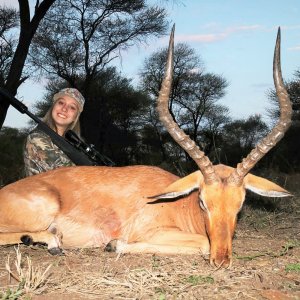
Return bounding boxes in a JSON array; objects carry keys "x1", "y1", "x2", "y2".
[
  {"x1": 227, "y1": 27, "x2": 292, "y2": 186},
  {"x1": 157, "y1": 25, "x2": 221, "y2": 185}
]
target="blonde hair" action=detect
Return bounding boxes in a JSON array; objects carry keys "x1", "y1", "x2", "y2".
[{"x1": 43, "y1": 102, "x2": 82, "y2": 137}]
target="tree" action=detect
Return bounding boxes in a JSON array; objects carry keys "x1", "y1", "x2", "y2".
[
  {"x1": 0, "y1": 0, "x2": 55, "y2": 129},
  {"x1": 221, "y1": 114, "x2": 269, "y2": 167},
  {"x1": 266, "y1": 69, "x2": 300, "y2": 172},
  {"x1": 201, "y1": 105, "x2": 230, "y2": 163},
  {"x1": 0, "y1": 126, "x2": 28, "y2": 186},
  {"x1": 140, "y1": 42, "x2": 229, "y2": 171},
  {"x1": 267, "y1": 69, "x2": 300, "y2": 125},
  {"x1": 0, "y1": 7, "x2": 18, "y2": 87},
  {"x1": 29, "y1": 0, "x2": 168, "y2": 142}
]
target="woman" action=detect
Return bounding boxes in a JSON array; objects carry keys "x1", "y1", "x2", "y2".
[{"x1": 24, "y1": 88, "x2": 85, "y2": 176}]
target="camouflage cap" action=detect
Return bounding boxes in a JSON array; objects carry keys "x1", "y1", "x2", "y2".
[{"x1": 53, "y1": 88, "x2": 85, "y2": 112}]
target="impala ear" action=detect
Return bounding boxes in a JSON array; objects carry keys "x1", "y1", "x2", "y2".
[
  {"x1": 147, "y1": 171, "x2": 204, "y2": 202},
  {"x1": 244, "y1": 173, "x2": 292, "y2": 197}
]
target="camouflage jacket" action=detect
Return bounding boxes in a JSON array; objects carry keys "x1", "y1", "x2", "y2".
[{"x1": 24, "y1": 128, "x2": 75, "y2": 176}]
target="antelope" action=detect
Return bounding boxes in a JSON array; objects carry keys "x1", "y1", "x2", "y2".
[{"x1": 0, "y1": 27, "x2": 292, "y2": 267}]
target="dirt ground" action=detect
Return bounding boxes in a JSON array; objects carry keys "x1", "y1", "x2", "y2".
[{"x1": 0, "y1": 174, "x2": 299, "y2": 300}]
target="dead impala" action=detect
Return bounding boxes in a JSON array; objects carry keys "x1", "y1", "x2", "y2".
[{"x1": 0, "y1": 27, "x2": 292, "y2": 267}]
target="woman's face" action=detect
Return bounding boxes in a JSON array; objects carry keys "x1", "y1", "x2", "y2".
[{"x1": 52, "y1": 95, "x2": 79, "y2": 131}]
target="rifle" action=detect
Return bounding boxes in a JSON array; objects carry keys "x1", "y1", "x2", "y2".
[
  {"x1": 0, "y1": 88, "x2": 115, "y2": 166},
  {"x1": 65, "y1": 130, "x2": 115, "y2": 166}
]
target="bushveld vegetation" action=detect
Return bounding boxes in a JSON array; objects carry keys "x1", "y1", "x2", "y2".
[
  {"x1": 0, "y1": 1, "x2": 299, "y2": 186},
  {"x1": 0, "y1": 1, "x2": 299, "y2": 299}
]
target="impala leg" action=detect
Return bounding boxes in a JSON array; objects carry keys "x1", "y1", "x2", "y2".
[
  {"x1": 0, "y1": 224, "x2": 63, "y2": 255},
  {"x1": 0, "y1": 183, "x2": 63, "y2": 254},
  {"x1": 106, "y1": 230, "x2": 210, "y2": 255}
]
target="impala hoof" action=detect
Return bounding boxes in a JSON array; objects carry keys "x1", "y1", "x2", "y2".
[
  {"x1": 104, "y1": 239, "x2": 118, "y2": 252},
  {"x1": 48, "y1": 247, "x2": 64, "y2": 256},
  {"x1": 21, "y1": 235, "x2": 33, "y2": 246}
]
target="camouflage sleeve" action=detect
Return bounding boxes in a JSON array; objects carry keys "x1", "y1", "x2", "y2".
[{"x1": 24, "y1": 129, "x2": 75, "y2": 176}]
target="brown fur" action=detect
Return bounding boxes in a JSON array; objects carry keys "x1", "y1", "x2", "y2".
[{"x1": 0, "y1": 164, "x2": 290, "y2": 267}]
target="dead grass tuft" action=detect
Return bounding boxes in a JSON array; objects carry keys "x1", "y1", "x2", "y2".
[{"x1": 2, "y1": 245, "x2": 52, "y2": 297}]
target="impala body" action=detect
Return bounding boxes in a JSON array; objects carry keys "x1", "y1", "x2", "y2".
[{"x1": 0, "y1": 27, "x2": 292, "y2": 267}]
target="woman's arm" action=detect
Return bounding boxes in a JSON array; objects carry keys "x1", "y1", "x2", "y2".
[{"x1": 24, "y1": 130, "x2": 74, "y2": 176}]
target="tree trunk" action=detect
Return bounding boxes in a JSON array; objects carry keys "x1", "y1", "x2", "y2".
[{"x1": 0, "y1": 0, "x2": 55, "y2": 129}]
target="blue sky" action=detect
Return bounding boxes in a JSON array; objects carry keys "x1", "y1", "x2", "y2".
[{"x1": 2, "y1": 0, "x2": 300, "y2": 128}]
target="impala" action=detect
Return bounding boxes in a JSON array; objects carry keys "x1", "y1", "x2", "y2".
[{"x1": 0, "y1": 27, "x2": 292, "y2": 267}]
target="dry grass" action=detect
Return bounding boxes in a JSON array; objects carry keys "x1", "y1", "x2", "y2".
[
  {"x1": 1, "y1": 246, "x2": 52, "y2": 299},
  {"x1": 1, "y1": 234, "x2": 299, "y2": 300}
]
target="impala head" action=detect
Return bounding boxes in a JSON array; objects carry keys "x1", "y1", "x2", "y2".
[{"x1": 152, "y1": 25, "x2": 292, "y2": 267}]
